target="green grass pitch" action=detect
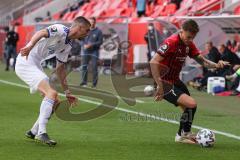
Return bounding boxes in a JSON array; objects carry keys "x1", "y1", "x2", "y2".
[{"x1": 0, "y1": 63, "x2": 240, "y2": 160}]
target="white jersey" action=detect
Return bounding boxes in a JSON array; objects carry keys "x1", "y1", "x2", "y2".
[
  {"x1": 15, "y1": 24, "x2": 72, "y2": 94},
  {"x1": 27, "y1": 24, "x2": 72, "y2": 67}
]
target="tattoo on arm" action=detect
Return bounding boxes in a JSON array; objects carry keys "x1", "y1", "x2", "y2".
[
  {"x1": 194, "y1": 55, "x2": 217, "y2": 69},
  {"x1": 193, "y1": 55, "x2": 204, "y2": 65}
]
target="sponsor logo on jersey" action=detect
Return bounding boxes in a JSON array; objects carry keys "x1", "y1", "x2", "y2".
[
  {"x1": 50, "y1": 26, "x2": 58, "y2": 33},
  {"x1": 176, "y1": 57, "x2": 186, "y2": 62}
]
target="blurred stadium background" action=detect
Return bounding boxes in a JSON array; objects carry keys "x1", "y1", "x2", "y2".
[
  {"x1": 0, "y1": 0, "x2": 240, "y2": 160},
  {"x1": 1, "y1": 0, "x2": 240, "y2": 78}
]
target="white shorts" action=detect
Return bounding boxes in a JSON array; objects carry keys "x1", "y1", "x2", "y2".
[{"x1": 15, "y1": 55, "x2": 48, "y2": 94}]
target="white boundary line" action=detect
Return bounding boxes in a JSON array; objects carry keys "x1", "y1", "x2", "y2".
[{"x1": 1, "y1": 79, "x2": 240, "y2": 141}]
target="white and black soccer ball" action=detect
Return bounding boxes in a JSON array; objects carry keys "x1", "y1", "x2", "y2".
[
  {"x1": 196, "y1": 129, "x2": 215, "y2": 147},
  {"x1": 144, "y1": 85, "x2": 154, "y2": 96}
]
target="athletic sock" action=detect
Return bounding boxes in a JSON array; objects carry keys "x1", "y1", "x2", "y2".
[
  {"x1": 178, "y1": 107, "x2": 197, "y2": 135},
  {"x1": 30, "y1": 118, "x2": 39, "y2": 135},
  {"x1": 38, "y1": 97, "x2": 55, "y2": 135}
]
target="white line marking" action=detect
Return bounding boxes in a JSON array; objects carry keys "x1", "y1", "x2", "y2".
[{"x1": 1, "y1": 79, "x2": 240, "y2": 140}]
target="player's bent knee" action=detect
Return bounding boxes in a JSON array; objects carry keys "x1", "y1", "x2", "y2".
[
  {"x1": 185, "y1": 97, "x2": 197, "y2": 108},
  {"x1": 187, "y1": 99, "x2": 197, "y2": 108},
  {"x1": 46, "y1": 90, "x2": 58, "y2": 100},
  {"x1": 178, "y1": 94, "x2": 197, "y2": 108}
]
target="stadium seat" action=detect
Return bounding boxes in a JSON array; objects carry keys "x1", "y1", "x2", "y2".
[
  {"x1": 119, "y1": 0, "x2": 128, "y2": 8},
  {"x1": 81, "y1": 2, "x2": 90, "y2": 11},
  {"x1": 180, "y1": 0, "x2": 195, "y2": 8},
  {"x1": 92, "y1": 9, "x2": 105, "y2": 17},
  {"x1": 103, "y1": 8, "x2": 125, "y2": 17},
  {"x1": 20, "y1": 0, "x2": 222, "y2": 24},
  {"x1": 111, "y1": 18, "x2": 125, "y2": 23},
  {"x1": 234, "y1": 5, "x2": 240, "y2": 15},
  {"x1": 62, "y1": 12, "x2": 72, "y2": 21},
  {"x1": 191, "y1": 0, "x2": 220, "y2": 15},
  {"x1": 93, "y1": 0, "x2": 105, "y2": 11},
  {"x1": 84, "y1": 10, "x2": 94, "y2": 18},
  {"x1": 162, "y1": 3, "x2": 177, "y2": 16},
  {"x1": 109, "y1": 0, "x2": 122, "y2": 9},
  {"x1": 150, "y1": 5, "x2": 165, "y2": 18},
  {"x1": 131, "y1": 0, "x2": 137, "y2": 8},
  {"x1": 66, "y1": 11, "x2": 78, "y2": 21},
  {"x1": 52, "y1": 12, "x2": 60, "y2": 20},
  {"x1": 157, "y1": 0, "x2": 164, "y2": 5},
  {"x1": 121, "y1": 8, "x2": 134, "y2": 17}
]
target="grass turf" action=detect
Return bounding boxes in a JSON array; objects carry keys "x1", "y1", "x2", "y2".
[{"x1": 0, "y1": 63, "x2": 240, "y2": 160}]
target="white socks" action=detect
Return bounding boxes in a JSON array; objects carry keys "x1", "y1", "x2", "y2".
[
  {"x1": 31, "y1": 97, "x2": 55, "y2": 135},
  {"x1": 30, "y1": 118, "x2": 39, "y2": 135}
]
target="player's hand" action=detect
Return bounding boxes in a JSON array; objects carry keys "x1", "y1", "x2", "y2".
[
  {"x1": 216, "y1": 60, "x2": 230, "y2": 69},
  {"x1": 225, "y1": 75, "x2": 236, "y2": 81},
  {"x1": 64, "y1": 90, "x2": 78, "y2": 106},
  {"x1": 154, "y1": 85, "x2": 164, "y2": 101},
  {"x1": 66, "y1": 94, "x2": 78, "y2": 106},
  {"x1": 20, "y1": 42, "x2": 34, "y2": 60}
]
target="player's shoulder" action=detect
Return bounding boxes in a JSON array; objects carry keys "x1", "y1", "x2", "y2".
[
  {"x1": 160, "y1": 34, "x2": 179, "y2": 50},
  {"x1": 50, "y1": 23, "x2": 67, "y2": 28},
  {"x1": 157, "y1": 34, "x2": 181, "y2": 55},
  {"x1": 48, "y1": 24, "x2": 69, "y2": 34},
  {"x1": 164, "y1": 34, "x2": 179, "y2": 44},
  {"x1": 188, "y1": 41, "x2": 198, "y2": 50}
]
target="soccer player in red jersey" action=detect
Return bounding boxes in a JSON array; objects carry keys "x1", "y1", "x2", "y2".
[{"x1": 150, "y1": 19, "x2": 228, "y2": 144}]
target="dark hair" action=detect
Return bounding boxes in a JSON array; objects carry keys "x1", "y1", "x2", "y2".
[
  {"x1": 89, "y1": 17, "x2": 96, "y2": 23},
  {"x1": 206, "y1": 41, "x2": 213, "y2": 46},
  {"x1": 226, "y1": 40, "x2": 232, "y2": 46},
  {"x1": 73, "y1": 16, "x2": 91, "y2": 27},
  {"x1": 182, "y1": 19, "x2": 199, "y2": 34},
  {"x1": 148, "y1": 23, "x2": 154, "y2": 26},
  {"x1": 220, "y1": 44, "x2": 226, "y2": 49},
  {"x1": 4, "y1": 26, "x2": 9, "y2": 32}
]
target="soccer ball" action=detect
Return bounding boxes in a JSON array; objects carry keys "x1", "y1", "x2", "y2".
[
  {"x1": 196, "y1": 129, "x2": 215, "y2": 147},
  {"x1": 144, "y1": 85, "x2": 154, "y2": 96}
]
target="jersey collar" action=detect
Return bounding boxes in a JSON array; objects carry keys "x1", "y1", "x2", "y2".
[
  {"x1": 64, "y1": 27, "x2": 72, "y2": 45},
  {"x1": 177, "y1": 34, "x2": 185, "y2": 46}
]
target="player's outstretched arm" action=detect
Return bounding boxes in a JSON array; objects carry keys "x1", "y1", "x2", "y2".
[
  {"x1": 193, "y1": 55, "x2": 229, "y2": 69},
  {"x1": 20, "y1": 29, "x2": 48, "y2": 59},
  {"x1": 150, "y1": 54, "x2": 165, "y2": 101},
  {"x1": 55, "y1": 62, "x2": 78, "y2": 106}
]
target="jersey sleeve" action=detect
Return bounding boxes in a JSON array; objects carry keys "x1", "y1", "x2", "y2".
[
  {"x1": 156, "y1": 40, "x2": 174, "y2": 57},
  {"x1": 189, "y1": 42, "x2": 200, "y2": 58},
  {"x1": 46, "y1": 24, "x2": 68, "y2": 38}
]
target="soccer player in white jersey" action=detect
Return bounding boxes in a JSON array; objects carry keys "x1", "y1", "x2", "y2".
[{"x1": 15, "y1": 16, "x2": 91, "y2": 146}]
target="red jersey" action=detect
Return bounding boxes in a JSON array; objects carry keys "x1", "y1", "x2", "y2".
[{"x1": 157, "y1": 34, "x2": 200, "y2": 84}]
